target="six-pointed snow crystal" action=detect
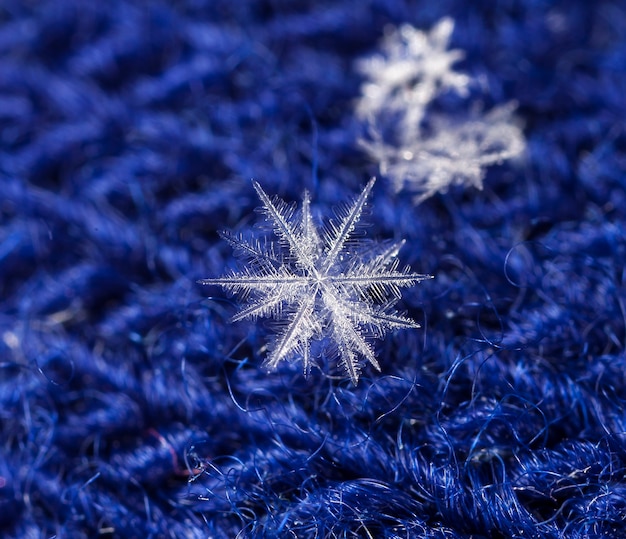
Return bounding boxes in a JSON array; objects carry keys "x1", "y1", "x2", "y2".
[{"x1": 200, "y1": 178, "x2": 431, "y2": 384}]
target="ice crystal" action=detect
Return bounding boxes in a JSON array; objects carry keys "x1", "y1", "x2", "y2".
[
  {"x1": 200, "y1": 178, "x2": 431, "y2": 384},
  {"x1": 356, "y1": 18, "x2": 526, "y2": 204},
  {"x1": 356, "y1": 17, "x2": 470, "y2": 132},
  {"x1": 362, "y1": 104, "x2": 526, "y2": 204}
]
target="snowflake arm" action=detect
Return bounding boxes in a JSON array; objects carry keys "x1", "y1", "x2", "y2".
[
  {"x1": 200, "y1": 270, "x2": 304, "y2": 292},
  {"x1": 323, "y1": 289, "x2": 380, "y2": 381},
  {"x1": 252, "y1": 180, "x2": 317, "y2": 271},
  {"x1": 265, "y1": 293, "x2": 319, "y2": 372},
  {"x1": 322, "y1": 177, "x2": 375, "y2": 272},
  {"x1": 200, "y1": 178, "x2": 431, "y2": 384},
  {"x1": 218, "y1": 231, "x2": 282, "y2": 266},
  {"x1": 300, "y1": 190, "x2": 322, "y2": 262},
  {"x1": 358, "y1": 305, "x2": 420, "y2": 332}
]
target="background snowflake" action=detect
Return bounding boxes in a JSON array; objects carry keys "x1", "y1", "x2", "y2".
[
  {"x1": 362, "y1": 104, "x2": 526, "y2": 204},
  {"x1": 356, "y1": 17, "x2": 470, "y2": 133},
  {"x1": 357, "y1": 18, "x2": 525, "y2": 204}
]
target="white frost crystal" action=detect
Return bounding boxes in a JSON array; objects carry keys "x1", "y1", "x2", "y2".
[
  {"x1": 356, "y1": 17, "x2": 470, "y2": 133},
  {"x1": 200, "y1": 178, "x2": 431, "y2": 384},
  {"x1": 356, "y1": 18, "x2": 525, "y2": 204},
  {"x1": 362, "y1": 104, "x2": 526, "y2": 204}
]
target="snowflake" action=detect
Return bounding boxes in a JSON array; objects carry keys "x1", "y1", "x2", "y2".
[
  {"x1": 200, "y1": 178, "x2": 431, "y2": 384},
  {"x1": 362, "y1": 103, "x2": 526, "y2": 204},
  {"x1": 356, "y1": 17, "x2": 470, "y2": 132},
  {"x1": 355, "y1": 17, "x2": 526, "y2": 204}
]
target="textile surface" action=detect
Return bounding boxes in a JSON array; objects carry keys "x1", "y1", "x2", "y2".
[{"x1": 1, "y1": 0, "x2": 626, "y2": 537}]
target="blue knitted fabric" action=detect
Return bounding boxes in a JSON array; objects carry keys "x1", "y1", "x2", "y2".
[{"x1": 1, "y1": 0, "x2": 626, "y2": 537}]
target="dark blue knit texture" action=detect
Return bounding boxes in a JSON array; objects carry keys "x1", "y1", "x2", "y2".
[{"x1": 1, "y1": 1, "x2": 625, "y2": 537}]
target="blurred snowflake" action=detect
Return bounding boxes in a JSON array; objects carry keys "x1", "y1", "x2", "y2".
[
  {"x1": 362, "y1": 103, "x2": 526, "y2": 204},
  {"x1": 200, "y1": 178, "x2": 430, "y2": 384},
  {"x1": 356, "y1": 17, "x2": 470, "y2": 134},
  {"x1": 356, "y1": 18, "x2": 525, "y2": 204}
]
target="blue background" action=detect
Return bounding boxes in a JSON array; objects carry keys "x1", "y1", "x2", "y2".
[{"x1": 1, "y1": 0, "x2": 625, "y2": 537}]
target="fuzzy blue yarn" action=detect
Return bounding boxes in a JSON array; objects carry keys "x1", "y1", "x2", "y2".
[{"x1": 1, "y1": 0, "x2": 626, "y2": 537}]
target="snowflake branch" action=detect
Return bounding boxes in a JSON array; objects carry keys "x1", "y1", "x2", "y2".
[
  {"x1": 323, "y1": 177, "x2": 376, "y2": 272},
  {"x1": 265, "y1": 294, "x2": 317, "y2": 370},
  {"x1": 252, "y1": 180, "x2": 316, "y2": 270}
]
